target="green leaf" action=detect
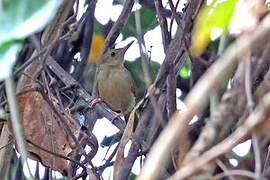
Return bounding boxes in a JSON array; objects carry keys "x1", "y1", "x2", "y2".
[
  {"x1": 0, "y1": 0, "x2": 63, "y2": 79},
  {"x1": 210, "y1": 38, "x2": 220, "y2": 55},
  {"x1": 101, "y1": 132, "x2": 123, "y2": 147},
  {"x1": 122, "y1": 7, "x2": 158, "y2": 38},
  {"x1": 5, "y1": 164, "x2": 18, "y2": 180},
  {"x1": 94, "y1": 22, "x2": 103, "y2": 35},
  {"x1": 0, "y1": 0, "x2": 63, "y2": 45},
  {"x1": 124, "y1": 58, "x2": 160, "y2": 98},
  {"x1": 190, "y1": 0, "x2": 238, "y2": 57},
  {"x1": 0, "y1": 41, "x2": 22, "y2": 80},
  {"x1": 179, "y1": 52, "x2": 191, "y2": 79},
  {"x1": 179, "y1": 67, "x2": 190, "y2": 79},
  {"x1": 129, "y1": 172, "x2": 137, "y2": 180}
]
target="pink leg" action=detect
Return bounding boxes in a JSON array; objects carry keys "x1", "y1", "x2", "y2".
[
  {"x1": 89, "y1": 98, "x2": 103, "y2": 108},
  {"x1": 111, "y1": 113, "x2": 123, "y2": 122}
]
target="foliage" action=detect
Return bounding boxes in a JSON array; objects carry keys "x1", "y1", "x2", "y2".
[
  {"x1": 129, "y1": 172, "x2": 137, "y2": 180},
  {"x1": 190, "y1": 0, "x2": 238, "y2": 57},
  {"x1": 125, "y1": 58, "x2": 160, "y2": 97},
  {"x1": 0, "y1": 0, "x2": 62, "y2": 80},
  {"x1": 122, "y1": 6, "x2": 158, "y2": 38},
  {"x1": 179, "y1": 53, "x2": 191, "y2": 79},
  {"x1": 101, "y1": 132, "x2": 123, "y2": 147},
  {"x1": 1, "y1": 0, "x2": 270, "y2": 179}
]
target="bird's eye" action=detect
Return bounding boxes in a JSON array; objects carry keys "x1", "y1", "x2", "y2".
[{"x1": 111, "y1": 52, "x2": 116, "y2": 57}]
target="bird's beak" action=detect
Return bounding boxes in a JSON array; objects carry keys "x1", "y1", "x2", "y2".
[{"x1": 120, "y1": 40, "x2": 134, "y2": 55}]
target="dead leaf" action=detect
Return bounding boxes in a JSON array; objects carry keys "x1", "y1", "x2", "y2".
[{"x1": 8, "y1": 91, "x2": 80, "y2": 175}]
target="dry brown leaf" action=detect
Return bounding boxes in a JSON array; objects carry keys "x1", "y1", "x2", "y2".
[{"x1": 8, "y1": 91, "x2": 80, "y2": 175}]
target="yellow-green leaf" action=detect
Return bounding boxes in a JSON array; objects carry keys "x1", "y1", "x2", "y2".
[{"x1": 190, "y1": 0, "x2": 238, "y2": 57}]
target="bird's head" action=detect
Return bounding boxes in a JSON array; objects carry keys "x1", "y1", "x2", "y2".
[{"x1": 99, "y1": 40, "x2": 134, "y2": 67}]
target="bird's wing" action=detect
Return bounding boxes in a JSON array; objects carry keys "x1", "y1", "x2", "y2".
[
  {"x1": 94, "y1": 67, "x2": 103, "y2": 96},
  {"x1": 123, "y1": 68, "x2": 136, "y2": 96}
]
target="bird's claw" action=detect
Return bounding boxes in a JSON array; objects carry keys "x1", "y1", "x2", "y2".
[
  {"x1": 89, "y1": 98, "x2": 103, "y2": 109},
  {"x1": 111, "y1": 113, "x2": 123, "y2": 122}
]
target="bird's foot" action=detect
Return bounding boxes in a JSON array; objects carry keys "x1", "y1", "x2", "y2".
[
  {"x1": 89, "y1": 98, "x2": 103, "y2": 108},
  {"x1": 111, "y1": 113, "x2": 123, "y2": 122}
]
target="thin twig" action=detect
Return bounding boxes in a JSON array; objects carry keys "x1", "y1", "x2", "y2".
[
  {"x1": 137, "y1": 0, "x2": 167, "y2": 128},
  {"x1": 169, "y1": 0, "x2": 181, "y2": 35},
  {"x1": 60, "y1": 4, "x2": 90, "y2": 41},
  {"x1": 242, "y1": 41, "x2": 261, "y2": 179},
  {"x1": 0, "y1": 139, "x2": 14, "y2": 151},
  {"x1": 98, "y1": 0, "x2": 135, "y2": 60},
  {"x1": 244, "y1": 56, "x2": 255, "y2": 113},
  {"x1": 26, "y1": 140, "x2": 86, "y2": 169},
  {"x1": 263, "y1": 145, "x2": 270, "y2": 176},
  {"x1": 41, "y1": 89, "x2": 87, "y2": 157},
  {"x1": 35, "y1": 162, "x2": 40, "y2": 180},
  {"x1": 155, "y1": 0, "x2": 171, "y2": 52},
  {"x1": 103, "y1": 140, "x2": 120, "y2": 163},
  {"x1": 252, "y1": 134, "x2": 262, "y2": 179},
  {"x1": 135, "y1": 0, "x2": 152, "y2": 88},
  {"x1": 211, "y1": 169, "x2": 267, "y2": 180},
  {"x1": 166, "y1": 62, "x2": 176, "y2": 118},
  {"x1": 216, "y1": 159, "x2": 237, "y2": 180}
]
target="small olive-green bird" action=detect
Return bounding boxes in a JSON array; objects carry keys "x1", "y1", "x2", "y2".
[{"x1": 95, "y1": 41, "x2": 135, "y2": 120}]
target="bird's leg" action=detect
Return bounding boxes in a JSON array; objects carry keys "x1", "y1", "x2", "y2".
[
  {"x1": 90, "y1": 98, "x2": 123, "y2": 122},
  {"x1": 111, "y1": 113, "x2": 123, "y2": 122},
  {"x1": 89, "y1": 98, "x2": 104, "y2": 108}
]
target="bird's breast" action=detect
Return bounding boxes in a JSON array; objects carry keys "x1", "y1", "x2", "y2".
[{"x1": 97, "y1": 67, "x2": 134, "y2": 114}]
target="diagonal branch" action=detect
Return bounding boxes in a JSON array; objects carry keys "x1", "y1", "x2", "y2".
[
  {"x1": 137, "y1": 13, "x2": 270, "y2": 180},
  {"x1": 98, "y1": 0, "x2": 135, "y2": 62},
  {"x1": 169, "y1": 91, "x2": 270, "y2": 179}
]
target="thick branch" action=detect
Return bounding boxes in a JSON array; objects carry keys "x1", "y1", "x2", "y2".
[
  {"x1": 170, "y1": 91, "x2": 270, "y2": 179},
  {"x1": 137, "y1": 13, "x2": 270, "y2": 180}
]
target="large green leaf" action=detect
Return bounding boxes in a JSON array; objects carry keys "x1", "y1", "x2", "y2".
[
  {"x1": 190, "y1": 0, "x2": 238, "y2": 57},
  {"x1": 0, "y1": 0, "x2": 63, "y2": 80},
  {"x1": 0, "y1": 0, "x2": 62, "y2": 44},
  {"x1": 122, "y1": 7, "x2": 158, "y2": 38}
]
